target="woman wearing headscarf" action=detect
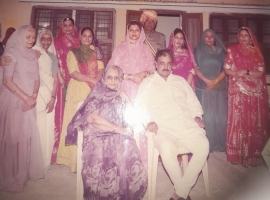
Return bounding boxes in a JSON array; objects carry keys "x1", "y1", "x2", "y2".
[
  {"x1": 107, "y1": 20, "x2": 155, "y2": 166},
  {"x1": 56, "y1": 27, "x2": 104, "y2": 172},
  {"x1": 167, "y1": 28, "x2": 196, "y2": 90},
  {"x1": 194, "y1": 29, "x2": 227, "y2": 153},
  {"x1": 224, "y1": 27, "x2": 269, "y2": 167},
  {"x1": 33, "y1": 30, "x2": 58, "y2": 170},
  {"x1": 66, "y1": 65, "x2": 147, "y2": 200},
  {"x1": 52, "y1": 17, "x2": 80, "y2": 163},
  {"x1": 0, "y1": 25, "x2": 44, "y2": 192},
  {"x1": 107, "y1": 20, "x2": 155, "y2": 102}
]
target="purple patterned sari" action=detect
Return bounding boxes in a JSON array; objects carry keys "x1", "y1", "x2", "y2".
[{"x1": 66, "y1": 77, "x2": 147, "y2": 200}]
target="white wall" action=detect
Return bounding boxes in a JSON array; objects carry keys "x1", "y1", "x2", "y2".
[{"x1": 156, "y1": 16, "x2": 180, "y2": 48}]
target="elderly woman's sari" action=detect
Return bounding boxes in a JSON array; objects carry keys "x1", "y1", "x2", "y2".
[
  {"x1": 0, "y1": 25, "x2": 44, "y2": 192},
  {"x1": 66, "y1": 68, "x2": 147, "y2": 199},
  {"x1": 225, "y1": 27, "x2": 269, "y2": 167},
  {"x1": 33, "y1": 30, "x2": 58, "y2": 170}
]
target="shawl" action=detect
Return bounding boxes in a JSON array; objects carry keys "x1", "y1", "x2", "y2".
[
  {"x1": 32, "y1": 30, "x2": 56, "y2": 104},
  {"x1": 195, "y1": 29, "x2": 227, "y2": 90},
  {"x1": 107, "y1": 25, "x2": 155, "y2": 101},
  {"x1": 167, "y1": 29, "x2": 197, "y2": 89},
  {"x1": 65, "y1": 66, "x2": 123, "y2": 145},
  {"x1": 54, "y1": 20, "x2": 80, "y2": 84}
]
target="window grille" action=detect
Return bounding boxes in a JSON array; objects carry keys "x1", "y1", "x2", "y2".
[
  {"x1": 210, "y1": 14, "x2": 270, "y2": 74},
  {"x1": 32, "y1": 7, "x2": 115, "y2": 65}
]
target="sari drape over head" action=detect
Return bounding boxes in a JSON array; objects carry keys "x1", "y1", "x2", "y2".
[
  {"x1": 194, "y1": 29, "x2": 227, "y2": 152},
  {"x1": 107, "y1": 26, "x2": 155, "y2": 101},
  {"x1": 0, "y1": 25, "x2": 44, "y2": 192},
  {"x1": 52, "y1": 20, "x2": 80, "y2": 163},
  {"x1": 225, "y1": 27, "x2": 269, "y2": 167},
  {"x1": 66, "y1": 67, "x2": 147, "y2": 199},
  {"x1": 33, "y1": 29, "x2": 57, "y2": 169},
  {"x1": 167, "y1": 29, "x2": 196, "y2": 90}
]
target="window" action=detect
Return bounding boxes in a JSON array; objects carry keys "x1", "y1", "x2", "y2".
[
  {"x1": 210, "y1": 14, "x2": 270, "y2": 74},
  {"x1": 31, "y1": 6, "x2": 115, "y2": 65}
]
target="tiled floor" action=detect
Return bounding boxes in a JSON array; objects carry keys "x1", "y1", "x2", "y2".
[{"x1": 0, "y1": 152, "x2": 269, "y2": 200}]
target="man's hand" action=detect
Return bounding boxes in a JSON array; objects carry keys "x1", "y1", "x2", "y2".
[
  {"x1": 146, "y1": 122, "x2": 158, "y2": 134},
  {"x1": 194, "y1": 117, "x2": 205, "y2": 128}
]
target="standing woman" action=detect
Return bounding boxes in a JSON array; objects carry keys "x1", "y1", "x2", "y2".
[
  {"x1": 56, "y1": 27, "x2": 104, "y2": 172},
  {"x1": 0, "y1": 25, "x2": 44, "y2": 192},
  {"x1": 33, "y1": 30, "x2": 58, "y2": 170},
  {"x1": 108, "y1": 20, "x2": 154, "y2": 102},
  {"x1": 224, "y1": 27, "x2": 269, "y2": 167},
  {"x1": 167, "y1": 28, "x2": 196, "y2": 90},
  {"x1": 194, "y1": 29, "x2": 227, "y2": 153},
  {"x1": 52, "y1": 17, "x2": 80, "y2": 163}
]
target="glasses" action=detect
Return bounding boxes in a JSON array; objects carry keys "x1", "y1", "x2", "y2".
[{"x1": 41, "y1": 38, "x2": 52, "y2": 42}]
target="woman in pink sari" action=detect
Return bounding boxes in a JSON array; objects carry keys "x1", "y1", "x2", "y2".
[
  {"x1": 108, "y1": 20, "x2": 155, "y2": 102},
  {"x1": 108, "y1": 20, "x2": 155, "y2": 166},
  {"x1": 167, "y1": 28, "x2": 196, "y2": 90},
  {"x1": 224, "y1": 27, "x2": 269, "y2": 167},
  {"x1": 0, "y1": 25, "x2": 44, "y2": 192},
  {"x1": 52, "y1": 17, "x2": 80, "y2": 163}
]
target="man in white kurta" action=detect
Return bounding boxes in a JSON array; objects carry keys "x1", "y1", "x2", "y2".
[{"x1": 135, "y1": 49, "x2": 209, "y2": 200}]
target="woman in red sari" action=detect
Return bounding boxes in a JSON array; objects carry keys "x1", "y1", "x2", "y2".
[
  {"x1": 52, "y1": 17, "x2": 80, "y2": 163},
  {"x1": 167, "y1": 28, "x2": 196, "y2": 90},
  {"x1": 224, "y1": 27, "x2": 269, "y2": 167}
]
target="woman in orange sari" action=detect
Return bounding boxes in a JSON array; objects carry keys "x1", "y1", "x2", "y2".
[
  {"x1": 56, "y1": 27, "x2": 104, "y2": 172},
  {"x1": 224, "y1": 27, "x2": 269, "y2": 167}
]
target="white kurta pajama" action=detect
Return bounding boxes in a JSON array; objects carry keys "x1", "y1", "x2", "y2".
[{"x1": 135, "y1": 72, "x2": 209, "y2": 198}]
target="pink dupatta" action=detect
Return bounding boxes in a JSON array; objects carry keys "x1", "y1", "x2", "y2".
[{"x1": 107, "y1": 26, "x2": 155, "y2": 101}]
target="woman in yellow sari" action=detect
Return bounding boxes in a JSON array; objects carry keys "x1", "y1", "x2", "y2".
[{"x1": 56, "y1": 27, "x2": 104, "y2": 172}]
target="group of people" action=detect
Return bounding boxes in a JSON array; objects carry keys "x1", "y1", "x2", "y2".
[{"x1": 0, "y1": 9, "x2": 269, "y2": 200}]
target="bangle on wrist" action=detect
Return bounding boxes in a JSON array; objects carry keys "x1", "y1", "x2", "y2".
[{"x1": 246, "y1": 70, "x2": 250, "y2": 75}]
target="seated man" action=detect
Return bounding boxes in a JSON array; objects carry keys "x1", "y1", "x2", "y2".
[
  {"x1": 140, "y1": 10, "x2": 166, "y2": 53},
  {"x1": 135, "y1": 49, "x2": 209, "y2": 200}
]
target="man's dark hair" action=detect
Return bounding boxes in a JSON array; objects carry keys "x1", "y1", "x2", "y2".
[{"x1": 155, "y1": 49, "x2": 174, "y2": 62}]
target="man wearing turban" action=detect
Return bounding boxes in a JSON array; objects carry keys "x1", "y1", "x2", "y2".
[{"x1": 140, "y1": 10, "x2": 166, "y2": 54}]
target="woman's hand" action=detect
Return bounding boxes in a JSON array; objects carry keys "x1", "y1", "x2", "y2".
[
  {"x1": 194, "y1": 116, "x2": 205, "y2": 128},
  {"x1": 0, "y1": 56, "x2": 12, "y2": 66},
  {"x1": 235, "y1": 69, "x2": 247, "y2": 78},
  {"x1": 146, "y1": 122, "x2": 158, "y2": 134},
  {"x1": 34, "y1": 50, "x2": 41, "y2": 59},
  {"x1": 132, "y1": 72, "x2": 146, "y2": 85},
  {"x1": 46, "y1": 99, "x2": 55, "y2": 113},
  {"x1": 204, "y1": 78, "x2": 215, "y2": 90},
  {"x1": 22, "y1": 96, "x2": 36, "y2": 112}
]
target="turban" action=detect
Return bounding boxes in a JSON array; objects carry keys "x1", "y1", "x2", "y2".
[{"x1": 140, "y1": 10, "x2": 158, "y2": 25}]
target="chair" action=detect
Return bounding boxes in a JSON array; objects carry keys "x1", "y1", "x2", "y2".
[
  {"x1": 76, "y1": 102, "x2": 84, "y2": 200},
  {"x1": 147, "y1": 131, "x2": 210, "y2": 200}
]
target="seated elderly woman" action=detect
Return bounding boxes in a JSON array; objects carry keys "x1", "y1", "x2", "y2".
[{"x1": 66, "y1": 65, "x2": 147, "y2": 200}]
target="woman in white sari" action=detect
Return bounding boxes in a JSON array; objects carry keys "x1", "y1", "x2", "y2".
[{"x1": 33, "y1": 30, "x2": 58, "y2": 170}]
